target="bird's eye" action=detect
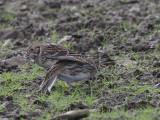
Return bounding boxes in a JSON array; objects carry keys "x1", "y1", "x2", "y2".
[{"x1": 30, "y1": 48, "x2": 34, "y2": 51}]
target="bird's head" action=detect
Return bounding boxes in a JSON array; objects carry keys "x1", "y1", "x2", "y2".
[{"x1": 26, "y1": 44, "x2": 41, "y2": 59}]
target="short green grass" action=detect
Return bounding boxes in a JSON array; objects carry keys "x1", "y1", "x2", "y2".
[
  {"x1": 88, "y1": 107, "x2": 160, "y2": 120},
  {"x1": 0, "y1": 10, "x2": 14, "y2": 29},
  {"x1": 0, "y1": 23, "x2": 13, "y2": 29},
  {"x1": 51, "y1": 29, "x2": 59, "y2": 43},
  {"x1": 1, "y1": 20, "x2": 160, "y2": 119},
  {"x1": 1, "y1": 36, "x2": 160, "y2": 119},
  {"x1": 0, "y1": 51, "x2": 160, "y2": 119}
]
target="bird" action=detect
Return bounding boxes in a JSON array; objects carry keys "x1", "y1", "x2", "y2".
[
  {"x1": 26, "y1": 43, "x2": 82, "y2": 69},
  {"x1": 26, "y1": 43, "x2": 98, "y2": 93}
]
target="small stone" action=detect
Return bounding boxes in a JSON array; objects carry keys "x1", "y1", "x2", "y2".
[
  {"x1": 20, "y1": 5, "x2": 28, "y2": 11},
  {"x1": 52, "y1": 109, "x2": 90, "y2": 120},
  {"x1": 57, "y1": 35, "x2": 72, "y2": 44},
  {"x1": 45, "y1": 1, "x2": 61, "y2": 8},
  {"x1": 3, "y1": 39, "x2": 12, "y2": 48},
  {"x1": 154, "y1": 83, "x2": 160, "y2": 88}
]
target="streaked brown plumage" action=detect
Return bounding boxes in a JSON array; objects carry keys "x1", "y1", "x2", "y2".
[
  {"x1": 26, "y1": 43, "x2": 98, "y2": 93},
  {"x1": 26, "y1": 44, "x2": 82, "y2": 69}
]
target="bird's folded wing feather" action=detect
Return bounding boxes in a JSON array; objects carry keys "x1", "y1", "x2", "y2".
[
  {"x1": 44, "y1": 44, "x2": 78, "y2": 56},
  {"x1": 38, "y1": 62, "x2": 62, "y2": 93},
  {"x1": 45, "y1": 55, "x2": 94, "y2": 65}
]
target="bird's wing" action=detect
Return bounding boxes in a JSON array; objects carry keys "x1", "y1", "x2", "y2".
[
  {"x1": 38, "y1": 62, "x2": 62, "y2": 93},
  {"x1": 46, "y1": 55, "x2": 98, "y2": 71},
  {"x1": 45, "y1": 55, "x2": 93, "y2": 64},
  {"x1": 43, "y1": 44, "x2": 78, "y2": 57}
]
